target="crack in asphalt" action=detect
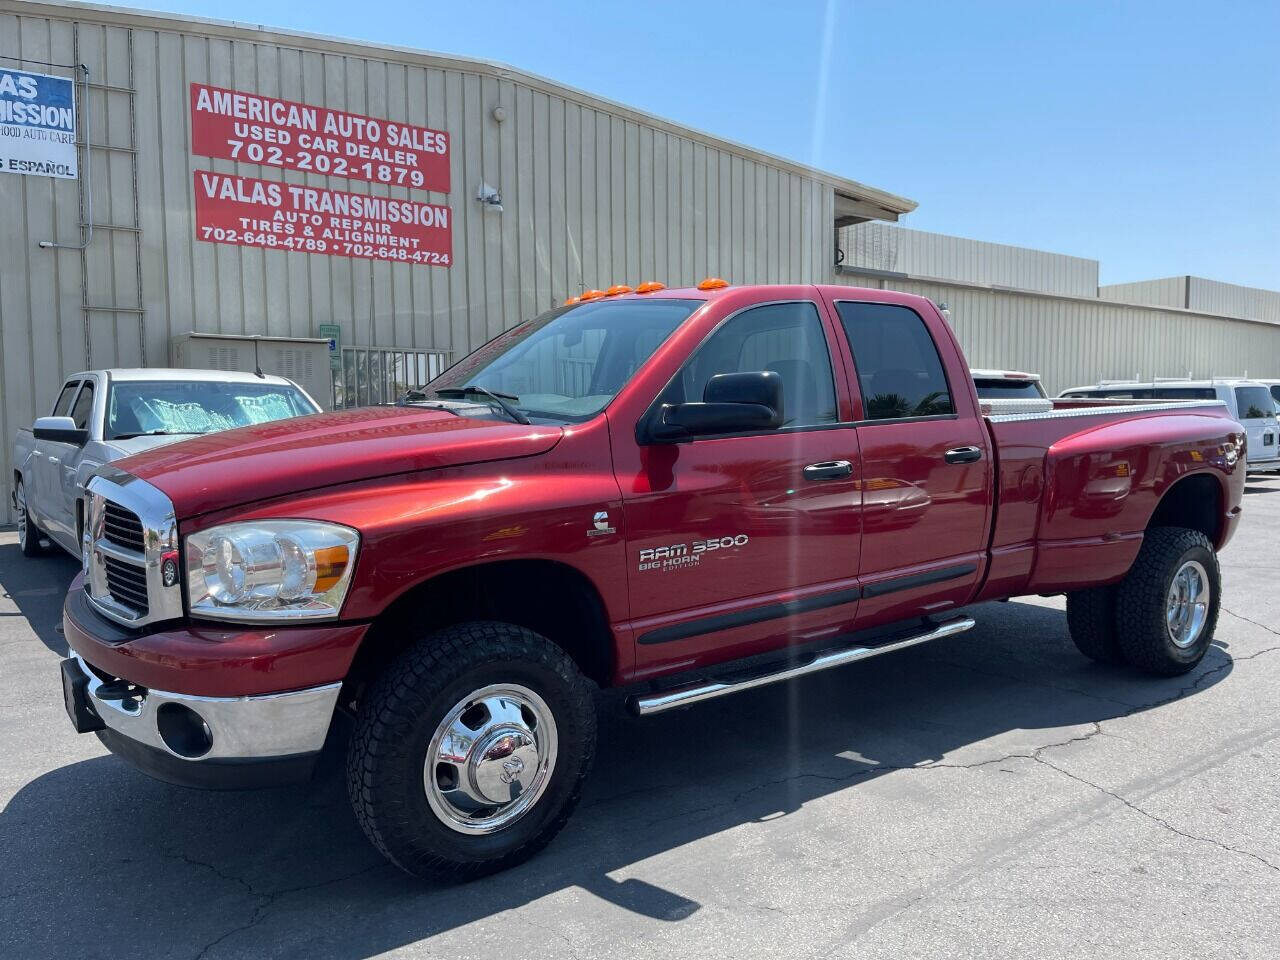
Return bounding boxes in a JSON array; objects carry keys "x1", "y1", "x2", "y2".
[
  {"x1": 640, "y1": 642, "x2": 1280, "y2": 875},
  {"x1": 1221, "y1": 606, "x2": 1280, "y2": 638},
  {"x1": 1032, "y1": 753, "x2": 1280, "y2": 873},
  {"x1": 518, "y1": 914, "x2": 587, "y2": 960},
  {"x1": 188, "y1": 861, "x2": 383, "y2": 960}
]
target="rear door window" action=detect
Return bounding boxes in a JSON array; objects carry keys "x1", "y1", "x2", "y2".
[
  {"x1": 1235, "y1": 386, "x2": 1277, "y2": 419},
  {"x1": 836, "y1": 302, "x2": 953, "y2": 420}
]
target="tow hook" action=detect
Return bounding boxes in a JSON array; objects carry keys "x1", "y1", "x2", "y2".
[{"x1": 94, "y1": 679, "x2": 145, "y2": 702}]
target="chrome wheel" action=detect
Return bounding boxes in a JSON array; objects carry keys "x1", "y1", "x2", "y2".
[
  {"x1": 1166, "y1": 559, "x2": 1210, "y2": 649},
  {"x1": 424, "y1": 683, "x2": 558, "y2": 835}
]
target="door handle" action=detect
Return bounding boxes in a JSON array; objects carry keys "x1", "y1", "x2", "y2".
[
  {"x1": 944, "y1": 446, "x2": 983, "y2": 464},
  {"x1": 804, "y1": 460, "x2": 854, "y2": 481}
]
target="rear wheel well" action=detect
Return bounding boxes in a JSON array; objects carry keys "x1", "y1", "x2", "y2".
[
  {"x1": 345, "y1": 560, "x2": 615, "y2": 700},
  {"x1": 1148, "y1": 473, "x2": 1222, "y2": 545}
]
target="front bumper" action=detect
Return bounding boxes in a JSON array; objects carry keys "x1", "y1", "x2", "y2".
[
  {"x1": 61, "y1": 575, "x2": 364, "y2": 789},
  {"x1": 62, "y1": 652, "x2": 341, "y2": 788}
]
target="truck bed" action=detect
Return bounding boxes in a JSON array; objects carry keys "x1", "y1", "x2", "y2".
[{"x1": 978, "y1": 398, "x2": 1241, "y2": 600}]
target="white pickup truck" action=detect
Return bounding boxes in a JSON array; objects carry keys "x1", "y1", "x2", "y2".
[{"x1": 12, "y1": 368, "x2": 320, "y2": 558}]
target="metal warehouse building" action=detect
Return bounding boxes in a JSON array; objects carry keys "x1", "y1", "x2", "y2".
[{"x1": 4, "y1": 0, "x2": 1280, "y2": 524}]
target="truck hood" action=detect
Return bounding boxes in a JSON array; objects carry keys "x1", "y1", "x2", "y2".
[
  {"x1": 115, "y1": 406, "x2": 565, "y2": 518},
  {"x1": 100, "y1": 433, "x2": 203, "y2": 459}
]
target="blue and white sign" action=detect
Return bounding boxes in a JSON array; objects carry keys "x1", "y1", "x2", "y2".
[{"x1": 0, "y1": 67, "x2": 78, "y2": 179}]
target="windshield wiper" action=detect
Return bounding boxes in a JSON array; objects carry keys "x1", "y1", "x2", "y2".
[
  {"x1": 432, "y1": 385, "x2": 531, "y2": 425},
  {"x1": 111, "y1": 430, "x2": 200, "y2": 440}
]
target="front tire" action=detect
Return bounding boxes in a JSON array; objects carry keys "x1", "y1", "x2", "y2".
[
  {"x1": 15, "y1": 479, "x2": 44, "y2": 557},
  {"x1": 1115, "y1": 527, "x2": 1220, "y2": 676},
  {"x1": 347, "y1": 621, "x2": 596, "y2": 881}
]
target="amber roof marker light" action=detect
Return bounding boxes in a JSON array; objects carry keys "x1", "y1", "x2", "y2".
[
  {"x1": 605, "y1": 284, "x2": 633, "y2": 296},
  {"x1": 578, "y1": 289, "x2": 607, "y2": 301},
  {"x1": 697, "y1": 277, "x2": 729, "y2": 290},
  {"x1": 635, "y1": 281, "x2": 665, "y2": 294}
]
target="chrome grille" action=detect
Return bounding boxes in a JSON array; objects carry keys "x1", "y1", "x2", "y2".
[
  {"x1": 103, "y1": 501, "x2": 146, "y2": 552},
  {"x1": 103, "y1": 554, "x2": 150, "y2": 614},
  {"x1": 84, "y1": 470, "x2": 182, "y2": 628}
]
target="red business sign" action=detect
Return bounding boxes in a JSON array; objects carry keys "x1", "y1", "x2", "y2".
[
  {"x1": 190, "y1": 82, "x2": 450, "y2": 193},
  {"x1": 193, "y1": 171, "x2": 452, "y2": 266}
]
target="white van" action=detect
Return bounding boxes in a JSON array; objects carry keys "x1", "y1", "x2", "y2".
[{"x1": 1059, "y1": 378, "x2": 1280, "y2": 473}]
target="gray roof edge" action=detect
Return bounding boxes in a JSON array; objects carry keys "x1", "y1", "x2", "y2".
[{"x1": 5, "y1": 0, "x2": 917, "y2": 215}]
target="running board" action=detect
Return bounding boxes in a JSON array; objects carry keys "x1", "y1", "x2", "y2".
[{"x1": 627, "y1": 615, "x2": 976, "y2": 717}]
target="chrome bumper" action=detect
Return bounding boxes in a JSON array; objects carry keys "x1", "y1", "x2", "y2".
[{"x1": 67, "y1": 653, "x2": 341, "y2": 762}]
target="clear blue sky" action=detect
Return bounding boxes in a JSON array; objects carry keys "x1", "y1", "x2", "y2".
[{"x1": 133, "y1": 0, "x2": 1279, "y2": 289}]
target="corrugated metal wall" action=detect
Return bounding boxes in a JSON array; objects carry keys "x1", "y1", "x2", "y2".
[
  {"x1": 1187, "y1": 278, "x2": 1280, "y2": 326},
  {"x1": 835, "y1": 269, "x2": 1280, "y2": 394},
  {"x1": 1098, "y1": 277, "x2": 1188, "y2": 310},
  {"x1": 839, "y1": 222, "x2": 1099, "y2": 297},
  {"x1": 1, "y1": 1, "x2": 848, "y2": 521},
  {"x1": 1100, "y1": 276, "x2": 1280, "y2": 326}
]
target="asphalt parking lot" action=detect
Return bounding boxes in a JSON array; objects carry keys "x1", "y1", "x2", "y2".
[{"x1": 3, "y1": 477, "x2": 1280, "y2": 959}]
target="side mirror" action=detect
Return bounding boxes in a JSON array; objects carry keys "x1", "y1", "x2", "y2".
[
  {"x1": 33, "y1": 416, "x2": 87, "y2": 446},
  {"x1": 649, "y1": 371, "x2": 784, "y2": 441}
]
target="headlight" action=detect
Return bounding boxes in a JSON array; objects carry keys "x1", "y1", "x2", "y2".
[{"x1": 185, "y1": 520, "x2": 359, "y2": 622}]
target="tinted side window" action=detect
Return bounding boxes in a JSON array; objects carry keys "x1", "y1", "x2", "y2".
[
  {"x1": 1270, "y1": 385, "x2": 1280, "y2": 407},
  {"x1": 666, "y1": 301, "x2": 838, "y2": 428},
  {"x1": 836, "y1": 302, "x2": 953, "y2": 420},
  {"x1": 1152, "y1": 387, "x2": 1216, "y2": 400},
  {"x1": 52, "y1": 380, "x2": 80, "y2": 416},
  {"x1": 1236, "y1": 386, "x2": 1276, "y2": 419},
  {"x1": 69, "y1": 381, "x2": 95, "y2": 430}
]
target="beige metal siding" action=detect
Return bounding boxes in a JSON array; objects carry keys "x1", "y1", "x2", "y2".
[
  {"x1": 2, "y1": 1, "x2": 858, "y2": 521},
  {"x1": 1098, "y1": 276, "x2": 1188, "y2": 310},
  {"x1": 1188, "y1": 278, "x2": 1280, "y2": 326},
  {"x1": 840, "y1": 223, "x2": 1099, "y2": 298},
  {"x1": 835, "y1": 269, "x2": 1280, "y2": 395}
]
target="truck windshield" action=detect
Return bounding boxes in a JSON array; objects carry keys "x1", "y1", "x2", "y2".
[
  {"x1": 106, "y1": 380, "x2": 318, "y2": 439},
  {"x1": 426, "y1": 298, "x2": 700, "y2": 422}
]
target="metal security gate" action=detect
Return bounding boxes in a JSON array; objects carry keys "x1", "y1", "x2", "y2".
[{"x1": 336, "y1": 346, "x2": 451, "y2": 408}]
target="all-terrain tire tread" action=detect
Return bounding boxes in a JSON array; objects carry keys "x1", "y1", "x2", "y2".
[
  {"x1": 1114, "y1": 527, "x2": 1219, "y2": 676},
  {"x1": 346, "y1": 621, "x2": 596, "y2": 882},
  {"x1": 1065, "y1": 586, "x2": 1124, "y2": 664}
]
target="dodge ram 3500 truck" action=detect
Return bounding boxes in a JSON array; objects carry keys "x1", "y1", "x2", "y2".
[{"x1": 60, "y1": 282, "x2": 1246, "y2": 881}]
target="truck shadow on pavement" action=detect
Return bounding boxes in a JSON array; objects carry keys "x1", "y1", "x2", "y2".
[
  {"x1": 0, "y1": 542, "x2": 79, "y2": 656},
  {"x1": 0, "y1": 594, "x2": 1237, "y2": 958}
]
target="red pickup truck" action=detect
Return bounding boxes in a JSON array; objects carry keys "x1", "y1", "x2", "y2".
[{"x1": 60, "y1": 282, "x2": 1245, "y2": 880}]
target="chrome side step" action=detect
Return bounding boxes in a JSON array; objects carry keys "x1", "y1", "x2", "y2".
[{"x1": 627, "y1": 615, "x2": 975, "y2": 717}]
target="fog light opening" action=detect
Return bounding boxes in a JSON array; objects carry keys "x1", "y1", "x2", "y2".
[{"x1": 156, "y1": 702, "x2": 214, "y2": 758}]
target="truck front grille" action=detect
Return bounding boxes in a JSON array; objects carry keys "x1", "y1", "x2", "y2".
[
  {"x1": 103, "y1": 501, "x2": 146, "y2": 552},
  {"x1": 84, "y1": 471, "x2": 182, "y2": 628},
  {"x1": 103, "y1": 554, "x2": 150, "y2": 615}
]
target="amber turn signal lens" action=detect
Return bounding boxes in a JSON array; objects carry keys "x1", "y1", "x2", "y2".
[
  {"x1": 635, "y1": 281, "x2": 665, "y2": 293},
  {"x1": 579, "y1": 289, "x2": 607, "y2": 301},
  {"x1": 313, "y1": 545, "x2": 350, "y2": 593},
  {"x1": 606, "y1": 284, "x2": 633, "y2": 296},
  {"x1": 697, "y1": 277, "x2": 729, "y2": 290}
]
